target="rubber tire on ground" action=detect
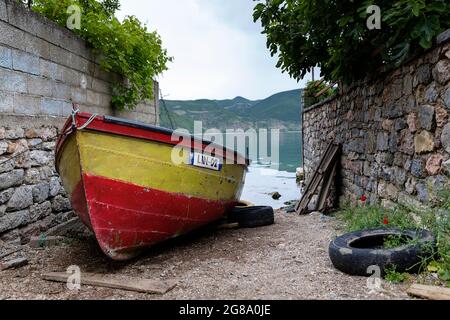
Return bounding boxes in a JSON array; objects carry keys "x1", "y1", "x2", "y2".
[
  {"x1": 329, "y1": 228, "x2": 436, "y2": 277},
  {"x1": 228, "y1": 206, "x2": 275, "y2": 228}
]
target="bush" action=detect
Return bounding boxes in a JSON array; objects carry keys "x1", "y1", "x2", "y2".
[
  {"x1": 303, "y1": 80, "x2": 336, "y2": 107},
  {"x1": 31, "y1": 0, "x2": 172, "y2": 110},
  {"x1": 254, "y1": 0, "x2": 450, "y2": 84}
]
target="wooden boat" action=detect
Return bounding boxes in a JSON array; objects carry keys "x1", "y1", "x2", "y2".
[{"x1": 55, "y1": 111, "x2": 248, "y2": 260}]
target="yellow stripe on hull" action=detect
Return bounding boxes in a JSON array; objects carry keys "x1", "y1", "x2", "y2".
[
  {"x1": 57, "y1": 133, "x2": 82, "y2": 196},
  {"x1": 75, "y1": 130, "x2": 246, "y2": 201}
]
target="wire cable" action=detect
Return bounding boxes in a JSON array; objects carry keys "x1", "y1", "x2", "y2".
[{"x1": 159, "y1": 88, "x2": 175, "y2": 130}]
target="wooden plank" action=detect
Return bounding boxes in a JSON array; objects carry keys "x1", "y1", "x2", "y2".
[
  {"x1": 319, "y1": 145, "x2": 339, "y2": 174},
  {"x1": 295, "y1": 143, "x2": 333, "y2": 213},
  {"x1": 316, "y1": 160, "x2": 338, "y2": 212},
  {"x1": 296, "y1": 143, "x2": 339, "y2": 215},
  {"x1": 42, "y1": 272, "x2": 177, "y2": 295},
  {"x1": 313, "y1": 147, "x2": 338, "y2": 212},
  {"x1": 295, "y1": 173, "x2": 323, "y2": 214},
  {"x1": 313, "y1": 78, "x2": 325, "y2": 88},
  {"x1": 1, "y1": 258, "x2": 28, "y2": 271},
  {"x1": 407, "y1": 284, "x2": 450, "y2": 300},
  {"x1": 0, "y1": 248, "x2": 22, "y2": 260},
  {"x1": 314, "y1": 83, "x2": 336, "y2": 98},
  {"x1": 316, "y1": 145, "x2": 340, "y2": 212}
]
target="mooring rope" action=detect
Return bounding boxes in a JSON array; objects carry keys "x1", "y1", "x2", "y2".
[{"x1": 72, "y1": 109, "x2": 98, "y2": 130}]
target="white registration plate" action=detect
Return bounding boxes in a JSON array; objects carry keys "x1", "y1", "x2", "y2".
[{"x1": 190, "y1": 152, "x2": 222, "y2": 171}]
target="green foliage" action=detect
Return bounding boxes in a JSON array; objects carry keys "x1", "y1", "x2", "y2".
[
  {"x1": 384, "y1": 265, "x2": 408, "y2": 283},
  {"x1": 384, "y1": 234, "x2": 411, "y2": 249},
  {"x1": 254, "y1": 0, "x2": 450, "y2": 84},
  {"x1": 31, "y1": 0, "x2": 172, "y2": 110},
  {"x1": 336, "y1": 187, "x2": 450, "y2": 285},
  {"x1": 304, "y1": 80, "x2": 335, "y2": 107},
  {"x1": 339, "y1": 205, "x2": 416, "y2": 232}
]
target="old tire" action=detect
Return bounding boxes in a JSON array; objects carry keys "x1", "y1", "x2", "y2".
[
  {"x1": 329, "y1": 228, "x2": 436, "y2": 277},
  {"x1": 228, "y1": 206, "x2": 274, "y2": 228}
]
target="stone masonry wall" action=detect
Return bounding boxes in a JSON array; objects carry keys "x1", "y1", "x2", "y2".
[
  {"x1": 303, "y1": 30, "x2": 450, "y2": 209},
  {"x1": 0, "y1": 115, "x2": 72, "y2": 246},
  {"x1": 0, "y1": 0, "x2": 159, "y2": 249}
]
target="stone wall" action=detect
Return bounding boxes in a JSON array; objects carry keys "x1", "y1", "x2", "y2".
[
  {"x1": 0, "y1": 0, "x2": 159, "y2": 123},
  {"x1": 0, "y1": 0, "x2": 159, "y2": 248},
  {"x1": 302, "y1": 30, "x2": 450, "y2": 208},
  {"x1": 0, "y1": 115, "x2": 73, "y2": 246}
]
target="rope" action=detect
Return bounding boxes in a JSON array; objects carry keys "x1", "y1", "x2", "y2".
[
  {"x1": 76, "y1": 112, "x2": 98, "y2": 130},
  {"x1": 70, "y1": 106, "x2": 98, "y2": 131}
]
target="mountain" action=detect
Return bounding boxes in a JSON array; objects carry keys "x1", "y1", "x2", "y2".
[{"x1": 159, "y1": 89, "x2": 303, "y2": 132}]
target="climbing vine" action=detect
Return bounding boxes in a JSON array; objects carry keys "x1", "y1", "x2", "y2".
[{"x1": 31, "y1": 0, "x2": 172, "y2": 110}]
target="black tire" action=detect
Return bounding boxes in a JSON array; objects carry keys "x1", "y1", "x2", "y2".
[
  {"x1": 329, "y1": 228, "x2": 436, "y2": 276},
  {"x1": 228, "y1": 206, "x2": 275, "y2": 228}
]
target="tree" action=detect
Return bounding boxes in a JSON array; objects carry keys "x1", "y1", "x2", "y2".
[{"x1": 254, "y1": 0, "x2": 450, "y2": 84}]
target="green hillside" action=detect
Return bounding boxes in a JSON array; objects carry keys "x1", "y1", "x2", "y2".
[
  {"x1": 248, "y1": 89, "x2": 302, "y2": 121},
  {"x1": 159, "y1": 89, "x2": 303, "y2": 132}
]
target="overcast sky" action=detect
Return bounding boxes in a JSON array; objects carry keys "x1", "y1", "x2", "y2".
[{"x1": 117, "y1": 0, "x2": 315, "y2": 101}]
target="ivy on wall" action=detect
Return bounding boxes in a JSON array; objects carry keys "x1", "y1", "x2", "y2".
[{"x1": 31, "y1": 0, "x2": 172, "y2": 110}]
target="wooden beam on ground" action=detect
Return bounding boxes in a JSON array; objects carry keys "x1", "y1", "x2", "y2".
[
  {"x1": 0, "y1": 248, "x2": 22, "y2": 260},
  {"x1": 42, "y1": 272, "x2": 177, "y2": 295},
  {"x1": 407, "y1": 284, "x2": 450, "y2": 300},
  {"x1": 1, "y1": 257, "x2": 28, "y2": 271}
]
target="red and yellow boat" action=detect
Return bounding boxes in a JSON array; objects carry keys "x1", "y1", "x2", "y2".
[{"x1": 55, "y1": 112, "x2": 248, "y2": 260}]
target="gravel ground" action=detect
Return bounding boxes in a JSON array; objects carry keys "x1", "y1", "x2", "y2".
[{"x1": 0, "y1": 209, "x2": 412, "y2": 300}]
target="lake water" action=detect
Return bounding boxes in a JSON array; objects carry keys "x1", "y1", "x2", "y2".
[
  {"x1": 241, "y1": 131, "x2": 303, "y2": 209},
  {"x1": 201, "y1": 130, "x2": 303, "y2": 209}
]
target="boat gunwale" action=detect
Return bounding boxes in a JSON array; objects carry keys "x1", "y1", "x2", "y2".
[{"x1": 55, "y1": 112, "x2": 250, "y2": 170}]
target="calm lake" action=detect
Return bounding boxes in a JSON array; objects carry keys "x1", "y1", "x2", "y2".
[
  {"x1": 241, "y1": 131, "x2": 303, "y2": 209},
  {"x1": 200, "y1": 130, "x2": 303, "y2": 208}
]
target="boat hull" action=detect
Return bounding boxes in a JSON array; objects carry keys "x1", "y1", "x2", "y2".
[{"x1": 56, "y1": 113, "x2": 247, "y2": 260}]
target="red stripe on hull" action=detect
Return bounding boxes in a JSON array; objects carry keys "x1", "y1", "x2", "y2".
[
  {"x1": 71, "y1": 179, "x2": 92, "y2": 229},
  {"x1": 71, "y1": 174, "x2": 236, "y2": 260}
]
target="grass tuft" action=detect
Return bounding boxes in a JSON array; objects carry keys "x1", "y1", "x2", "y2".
[{"x1": 384, "y1": 265, "x2": 408, "y2": 283}]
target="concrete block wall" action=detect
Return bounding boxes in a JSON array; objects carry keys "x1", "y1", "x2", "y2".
[
  {"x1": 0, "y1": 0, "x2": 159, "y2": 250},
  {"x1": 302, "y1": 30, "x2": 450, "y2": 209},
  {"x1": 0, "y1": 0, "x2": 159, "y2": 122}
]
